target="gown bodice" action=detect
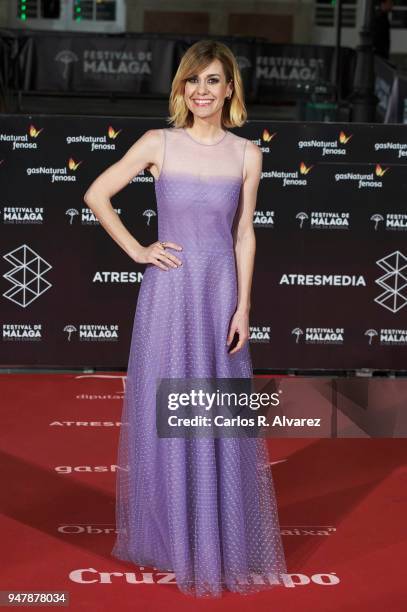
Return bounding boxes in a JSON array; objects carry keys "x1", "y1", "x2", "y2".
[{"x1": 154, "y1": 127, "x2": 248, "y2": 255}]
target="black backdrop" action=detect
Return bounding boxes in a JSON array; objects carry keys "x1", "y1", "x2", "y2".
[
  {"x1": 1, "y1": 115, "x2": 407, "y2": 371},
  {"x1": 0, "y1": 31, "x2": 355, "y2": 102}
]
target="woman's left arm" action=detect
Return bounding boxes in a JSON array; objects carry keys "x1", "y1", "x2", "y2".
[{"x1": 227, "y1": 141, "x2": 263, "y2": 355}]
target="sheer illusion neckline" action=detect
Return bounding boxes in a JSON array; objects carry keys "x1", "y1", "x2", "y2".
[{"x1": 181, "y1": 127, "x2": 229, "y2": 146}]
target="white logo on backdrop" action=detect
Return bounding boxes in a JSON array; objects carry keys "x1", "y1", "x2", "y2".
[
  {"x1": 375, "y1": 251, "x2": 407, "y2": 313},
  {"x1": 3, "y1": 244, "x2": 52, "y2": 307},
  {"x1": 55, "y1": 50, "x2": 79, "y2": 80}
]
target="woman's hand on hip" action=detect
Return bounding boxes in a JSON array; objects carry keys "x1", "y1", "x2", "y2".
[{"x1": 132, "y1": 241, "x2": 183, "y2": 271}]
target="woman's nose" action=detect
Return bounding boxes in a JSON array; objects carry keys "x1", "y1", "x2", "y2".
[{"x1": 196, "y1": 83, "x2": 209, "y2": 95}]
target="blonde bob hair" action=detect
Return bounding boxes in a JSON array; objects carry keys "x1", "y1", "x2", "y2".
[{"x1": 167, "y1": 39, "x2": 247, "y2": 129}]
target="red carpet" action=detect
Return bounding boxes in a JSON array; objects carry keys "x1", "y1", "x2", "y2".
[{"x1": 1, "y1": 373, "x2": 406, "y2": 610}]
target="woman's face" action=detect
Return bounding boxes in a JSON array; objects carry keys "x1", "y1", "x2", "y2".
[{"x1": 183, "y1": 59, "x2": 233, "y2": 122}]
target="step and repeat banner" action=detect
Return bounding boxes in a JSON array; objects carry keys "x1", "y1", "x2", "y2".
[
  {"x1": 1, "y1": 115, "x2": 406, "y2": 370},
  {"x1": 0, "y1": 30, "x2": 355, "y2": 102}
]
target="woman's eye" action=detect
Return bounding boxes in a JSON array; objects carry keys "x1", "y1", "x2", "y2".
[{"x1": 187, "y1": 77, "x2": 219, "y2": 84}]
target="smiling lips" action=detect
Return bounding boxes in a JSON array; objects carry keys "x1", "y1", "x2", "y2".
[{"x1": 192, "y1": 99, "x2": 214, "y2": 106}]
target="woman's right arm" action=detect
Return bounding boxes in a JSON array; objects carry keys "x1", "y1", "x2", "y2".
[{"x1": 83, "y1": 129, "x2": 182, "y2": 270}]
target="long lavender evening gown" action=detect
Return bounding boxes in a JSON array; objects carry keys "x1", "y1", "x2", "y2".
[{"x1": 111, "y1": 126, "x2": 287, "y2": 597}]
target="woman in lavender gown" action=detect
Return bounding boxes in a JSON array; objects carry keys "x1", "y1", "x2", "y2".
[{"x1": 84, "y1": 39, "x2": 287, "y2": 598}]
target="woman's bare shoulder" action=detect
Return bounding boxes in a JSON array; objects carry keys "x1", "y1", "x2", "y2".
[
  {"x1": 127, "y1": 129, "x2": 164, "y2": 161},
  {"x1": 137, "y1": 128, "x2": 164, "y2": 145},
  {"x1": 229, "y1": 131, "x2": 262, "y2": 157},
  {"x1": 242, "y1": 138, "x2": 263, "y2": 183},
  {"x1": 245, "y1": 138, "x2": 263, "y2": 162},
  {"x1": 244, "y1": 135, "x2": 262, "y2": 150}
]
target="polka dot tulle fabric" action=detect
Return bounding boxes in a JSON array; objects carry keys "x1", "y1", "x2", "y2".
[{"x1": 111, "y1": 127, "x2": 287, "y2": 597}]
